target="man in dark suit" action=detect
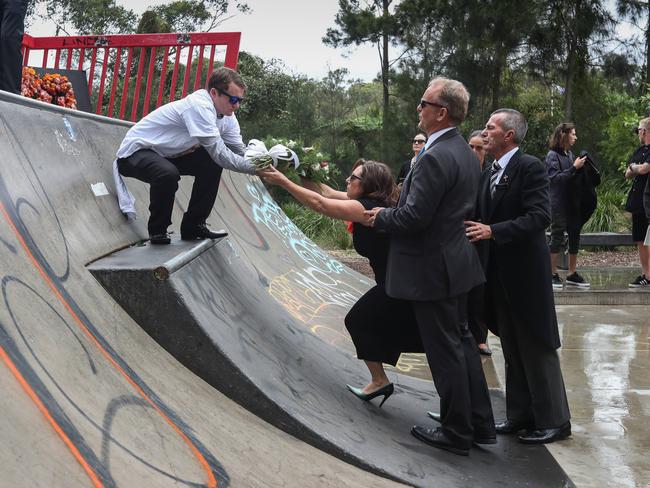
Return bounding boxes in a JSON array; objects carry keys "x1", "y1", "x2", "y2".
[
  {"x1": 366, "y1": 78, "x2": 495, "y2": 456},
  {"x1": 465, "y1": 109, "x2": 571, "y2": 444}
]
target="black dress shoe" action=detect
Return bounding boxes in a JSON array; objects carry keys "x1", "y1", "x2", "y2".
[
  {"x1": 149, "y1": 232, "x2": 171, "y2": 245},
  {"x1": 495, "y1": 419, "x2": 534, "y2": 434},
  {"x1": 427, "y1": 412, "x2": 496, "y2": 445},
  {"x1": 411, "y1": 426, "x2": 470, "y2": 456},
  {"x1": 346, "y1": 383, "x2": 394, "y2": 408},
  {"x1": 518, "y1": 422, "x2": 571, "y2": 444},
  {"x1": 426, "y1": 411, "x2": 441, "y2": 423},
  {"x1": 181, "y1": 223, "x2": 228, "y2": 240},
  {"x1": 473, "y1": 430, "x2": 497, "y2": 445}
]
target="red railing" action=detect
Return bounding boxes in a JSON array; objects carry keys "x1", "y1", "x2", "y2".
[{"x1": 21, "y1": 32, "x2": 241, "y2": 121}]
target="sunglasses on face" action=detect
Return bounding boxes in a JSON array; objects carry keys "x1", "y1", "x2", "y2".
[
  {"x1": 218, "y1": 88, "x2": 244, "y2": 105},
  {"x1": 634, "y1": 127, "x2": 646, "y2": 134},
  {"x1": 412, "y1": 139, "x2": 426, "y2": 144},
  {"x1": 348, "y1": 174, "x2": 363, "y2": 182},
  {"x1": 419, "y1": 100, "x2": 445, "y2": 110}
]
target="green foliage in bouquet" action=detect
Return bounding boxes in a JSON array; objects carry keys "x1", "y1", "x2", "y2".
[{"x1": 263, "y1": 137, "x2": 342, "y2": 185}]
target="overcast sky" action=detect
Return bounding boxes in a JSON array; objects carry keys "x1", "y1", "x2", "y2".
[{"x1": 27, "y1": 0, "x2": 381, "y2": 82}]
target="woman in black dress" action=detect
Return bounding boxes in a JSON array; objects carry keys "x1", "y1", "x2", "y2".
[{"x1": 262, "y1": 160, "x2": 421, "y2": 407}]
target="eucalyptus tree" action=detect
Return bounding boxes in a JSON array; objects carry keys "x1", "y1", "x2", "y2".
[
  {"x1": 323, "y1": 0, "x2": 402, "y2": 159},
  {"x1": 616, "y1": 0, "x2": 650, "y2": 88}
]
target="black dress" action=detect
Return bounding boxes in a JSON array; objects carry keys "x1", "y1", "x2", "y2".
[{"x1": 344, "y1": 197, "x2": 423, "y2": 366}]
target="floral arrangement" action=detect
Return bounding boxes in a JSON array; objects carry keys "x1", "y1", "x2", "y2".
[
  {"x1": 263, "y1": 137, "x2": 340, "y2": 184},
  {"x1": 21, "y1": 67, "x2": 78, "y2": 109}
]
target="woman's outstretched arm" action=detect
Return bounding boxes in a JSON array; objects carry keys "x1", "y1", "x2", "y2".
[
  {"x1": 263, "y1": 167, "x2": 367, "y2": 222},
  {"x1": 300, "y1": 178, "x2": 349, "y2": 200}
]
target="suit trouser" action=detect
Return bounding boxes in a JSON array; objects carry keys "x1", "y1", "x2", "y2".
[
  {"x1": 117, "y1": 147, "x2": 223, "y2": 235},
  {"x1": 411, "y1": 295, "x2": 494, "y2": 447},
  {"x1": 0, "y1": 0, "x2": 27, "y2": 94},
  {"x1": 490, "y1": 280, "x2": 571, "y2": 428},
  {"x1": 467, "y1": 283, "x2": 488, "y2": 344}
]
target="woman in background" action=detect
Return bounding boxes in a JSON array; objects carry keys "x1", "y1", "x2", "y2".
[
  {"x1": 546, "y1": 122, "x2": 593, "y2": 289},
  {"x1": 262, "y1": 160, "x2": 422, "y2": 407}
]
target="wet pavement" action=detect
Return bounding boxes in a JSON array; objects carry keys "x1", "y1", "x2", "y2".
[{"x1": 489, "y1": 305, "x2": 650, "y2": 488}]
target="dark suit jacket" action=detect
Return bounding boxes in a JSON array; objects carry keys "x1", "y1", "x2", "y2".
[
  {"x1": 475, "y1": 149, "x2": 561, "y2": 349},
  {"x1": 375, "y1": 128, "x2": 485, "y2": 301}
]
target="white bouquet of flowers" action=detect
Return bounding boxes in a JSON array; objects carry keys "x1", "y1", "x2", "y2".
[{"x1": 246, "y1": 139, "x2": 300, "y2": 171}]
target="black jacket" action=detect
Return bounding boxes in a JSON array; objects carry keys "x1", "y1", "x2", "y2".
[
  {"x1": 375, "y1": 128, "x2": 485, "y2": 301},
  {"x1": 625, "y1": 145, "x2": 650, "y2": 215},
  {"x1": 546, "y1": 149, "x2": 600, "y2": 227},
  {"x1": 476, "y1": 150, "x2": 560, "y2": 349}
]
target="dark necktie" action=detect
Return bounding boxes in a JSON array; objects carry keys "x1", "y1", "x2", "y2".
[{"x1": 489, "y1": 160, "x2": 501, "y2": 197}]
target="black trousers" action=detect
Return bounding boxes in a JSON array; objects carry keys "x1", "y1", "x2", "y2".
[
  {"x1": 467, "y1": 283, "x2": 488, "y2": 344},
  {"x1": 117, "y1": 147, "x2": 223, "y2": 235},
  {"x1": 489, "y1": 279, "x2": 571, "y2": 428},
  {"x1": 344, "y1": 284, "x2": 422, "y2": 366},
  {"x1": 411, "y1": 296, "x2": 494, "y2": 447},
  {"x1": 0, "y1": 0, "x2": 27, "y2": 94}
]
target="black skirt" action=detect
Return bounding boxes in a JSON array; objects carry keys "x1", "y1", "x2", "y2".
[{"x1": 344, "y1": 285, "x2": 424, "y2": 366}]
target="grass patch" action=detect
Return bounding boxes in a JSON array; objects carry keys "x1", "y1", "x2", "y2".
[{"x1": 281, "y1": 201, "x2": 353, "y2": 249}]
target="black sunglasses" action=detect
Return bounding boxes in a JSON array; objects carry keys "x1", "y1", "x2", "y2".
[
  {"x1": 349, "y1": 174, "x2": 363, "y2": 182},
  {"x1": 634, "y1": 127, "x2": 646, "y2": 134},
  {"x1": 419, "y1": 100, "x2": 446, "y2": 110},
  {"x1": 412, "y1": 139, "x2": 426, "y2": 144},
  {"x1": 217, "y1": 88, "x2": 244, "y2": 105}
]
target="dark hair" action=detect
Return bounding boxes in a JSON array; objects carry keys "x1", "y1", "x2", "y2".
[
  {"x1": 468, "y1": 130, "x2": 482, "y2": 141},
  {"x1": 548, "y1": 122, "x2": 575, "y2": 151},
  {"x1": 356, "y1": 160, "x2": 398, "y2": 207},
  {"x1": 207, "y1": 67, "x2": 246, "y2": 92}
]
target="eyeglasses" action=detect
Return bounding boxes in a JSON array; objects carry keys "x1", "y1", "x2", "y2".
[
  {"x1": 217, "y1": 88, "x2": 244, "y2": 105},
  {"x1": 412, "y1": 139, "x2": 426, "y2": 144},
  {"x1": 634, "y1": 127, "x2": 646, "y2": 134},
  {"x1": 419, "y1": 100, "x2": 446, "y2": 110},
  {"x1": 349, "y1": 174, "x2": 363, "y2": 182}
]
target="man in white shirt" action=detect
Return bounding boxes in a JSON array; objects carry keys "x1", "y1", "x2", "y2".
[{"x1": 116, "y1": 67, "x2": 261, "y2": 244}]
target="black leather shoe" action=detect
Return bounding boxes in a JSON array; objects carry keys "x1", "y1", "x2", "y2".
[
  {"x1": 181, "y1": 223, "x2": 228, "y2": 240},
  {"x1": 427, "y1": 411, "x2": 441, "y2": 423},
  {"x1": 495, "y1": 419, "x2": 533, "y2": 434},
  {"x1": 149, "y1": 232, "x2": 171, "y2": 245},
  {"x1": 518, "y1": 422, "x2": 571, "y2": 444},
  {"x1": 346, "y1": 383, "x2": 394, "y2": 408},
  {"x1": 411, "y1": 426, "x2": 470, "y2": 456},
  {"x1": 427, "y1": 412, "x2": 496, "y2": 445},
  {"x1": 473, "y1": 431, "x2": 497, "y2": 445}
]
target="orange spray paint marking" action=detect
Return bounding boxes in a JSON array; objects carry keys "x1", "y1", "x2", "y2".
[
  {"x1": 0, "y1": 345, "x2": 104, "y2": 487},
  {"x1": 0, "y1": 202, "x2": 217, "y2": 488}
]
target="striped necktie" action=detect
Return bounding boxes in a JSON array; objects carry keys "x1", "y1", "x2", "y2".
[{"x1": 489, "y1": 160, "x2": 501, "y2": 197}]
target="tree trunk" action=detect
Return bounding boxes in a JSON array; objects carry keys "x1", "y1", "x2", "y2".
[
  {"x1": 490, "y1": 50, "x2": 505, "y2": 112},
  {"x1": 646, "y1": 0, "x2": 650, "y2": 89},
  {"x1": 564, "y1": 49, "x2": 575, "y2": 120},
  {"x1": 380, "y1": 0, "x2": 390, "y2": 161}
]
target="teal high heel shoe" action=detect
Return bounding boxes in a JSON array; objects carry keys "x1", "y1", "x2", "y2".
[{"x1": 345, "y1": 383, "x2": 394, "y2": 408}]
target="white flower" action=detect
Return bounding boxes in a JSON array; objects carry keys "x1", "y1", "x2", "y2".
[{"x1": 311, "y1": 163, "x2": 321, "y2": 171}]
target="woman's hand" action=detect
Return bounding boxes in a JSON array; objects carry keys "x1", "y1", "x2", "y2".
[
  {"x1": 573, "y1": 155, "x2": 587, "y2": 169},
  {"x1": 261, "y1": 166, "x2": 290, "y2": 186}
]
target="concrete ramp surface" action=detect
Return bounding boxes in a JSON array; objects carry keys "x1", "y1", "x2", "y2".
[{"x1": 0, "y1": 92, "x2": 573, "y2": 487}]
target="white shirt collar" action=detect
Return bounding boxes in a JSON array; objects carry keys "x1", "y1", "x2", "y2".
[
  {"x1": 424, "y1": 126, "x2": 455, "y2": 150},
  {"x1": 494, "y1": 146, "x2": 519, "y2": 171}
]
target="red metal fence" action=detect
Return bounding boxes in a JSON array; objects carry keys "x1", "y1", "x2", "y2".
[{"x1": 21, "y1": 32, "x2": 241, "y2": 121}]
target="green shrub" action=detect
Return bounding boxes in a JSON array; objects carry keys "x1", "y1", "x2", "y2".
[
  {"x1": 582, "y1": 178, "x2": 630, "y2": 232},
  {"x1": 281, "y1": 201, "x2": 353, "y2": 250}
]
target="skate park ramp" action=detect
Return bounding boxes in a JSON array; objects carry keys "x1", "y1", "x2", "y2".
[{"x1": 0, "y1": 91, "x2": 573, "y2": 487}]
